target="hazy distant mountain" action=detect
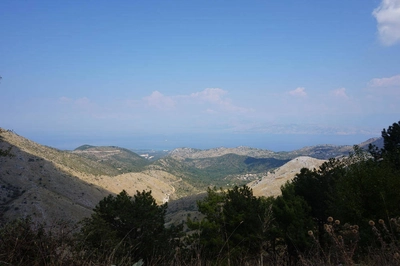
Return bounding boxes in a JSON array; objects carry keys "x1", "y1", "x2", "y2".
[
  {"x1": 168, "y1": 137, "x2": 383, "y2": 161},
  {"x1": 359, "y1": 137, "x2": 383, "y2": 149},
  {"x1": 169, "y1": 146, "x2": 277, "y2": 159}
]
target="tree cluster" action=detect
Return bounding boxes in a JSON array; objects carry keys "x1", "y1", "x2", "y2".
[
  {"x1": 77, "y1": 190, "x2": 180, "y2": 265},
  {"x1": 186, "y1": 185, "x2": 273, "y2": 264},
  {"x1": 271, "y1": 121, "x2": 400, "y2": 263}
]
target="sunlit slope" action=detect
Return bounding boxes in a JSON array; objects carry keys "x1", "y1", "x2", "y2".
[
  {"x1": 73, "y1": 145, "x2": 149, "y2": 173},
  {"x1": 0, "y1": 129, "x2": 190, "y2": 224},
  {"x1": 248, "y1": 156, "x2": 326, "y2": 197}
]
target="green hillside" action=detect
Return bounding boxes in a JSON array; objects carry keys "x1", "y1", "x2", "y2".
[
  {"x1": 153, "y1": 153, "x2": 289, "y2": 189},
  {"x1": 72, "y1": 146, "x2": 149, "y2": 173}
]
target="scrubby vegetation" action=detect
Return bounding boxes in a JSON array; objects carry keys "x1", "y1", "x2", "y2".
[
  {"x1": 153, "y1": 154, "x2": 288, "y2": 190},
  {"x1": 0, "y1": 121, "x2": 400, "y2": 265}
]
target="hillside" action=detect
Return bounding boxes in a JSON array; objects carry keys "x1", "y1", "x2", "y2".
[
  {"x1": 0, "y1": 128, "x2": 382, "y2": 226},
  {"x1": 72, "y1": 145, "x2": 149, "y2": 173},
  {"x1": 0, "y1": 129, "x2": 191, "y2": 224},
  {"x1": 152, "y1": 154, "x2": 289, "y2": 190},
  {"x1": 169, "y1": 137, "x2": 383, "y2": 160},
  {"x1": 166, "y1": 156, "x2": 326, "y2": 226},
  {"x1": 169, "y1": 146, "x2": 278, "y2": 159},
  {"x1": 0, "y1": 139, "x2": 109, "y2": 224},
  {"x1": 248, "y1": 156, "x2": 326, "y2": 197}
]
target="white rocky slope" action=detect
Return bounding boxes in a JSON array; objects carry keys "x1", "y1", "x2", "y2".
[{"x1": 248, "y1": 156, "x2": 326, "y2": 197}]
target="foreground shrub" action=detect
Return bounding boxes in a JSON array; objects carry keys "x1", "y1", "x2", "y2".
[
  {"x1": 0, "y1": 217, "x2": 75, "y2": 266},
  {"x1": 76, "y1": 190, "x2": 180, "y2": 265}
]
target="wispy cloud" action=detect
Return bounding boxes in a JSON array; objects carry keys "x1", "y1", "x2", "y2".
[
  {"x1": 189, "y1": 88, "x2": 227, "y2": 103},
  {"x1": 367, "y1": 74, "x2": 400, "y2": 96},
  {"x1": 372, "y1": 0, "x2": 400, "y2": 46},
  {"x1": 143, "y1": 88, "x2": 251, "y2": 113},
  {"x1": 52, "y1": 78, "x2": 396, "y2": 139},
  {"x1": 288, "y1": 87, "x2": 307, "y2": 97},
  {"x1": 59, "y1": 96, "x2": 95, "y2": 110},
  {"x1": 143, "y1": 91, "x2": 175, "y2": 110},
  {"x1": 368, "y1": 74, "x2": 400, "y2": 87},
  {"x1": 331, "y1": 88, "x2": 349, "y2": 100}
]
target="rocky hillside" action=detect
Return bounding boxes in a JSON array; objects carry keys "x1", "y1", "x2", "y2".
[
  {"x1": 0, "y1": 129, "x2": 189, "y2": 225},
  {"x1": 0, "y1": 128, "x2": 382, "y2": 226},
  {"x1": 0, "y1": 138, "x2": 108, "y2": 224},
  {"x1": 72, "y1": 145, "x2": 149, "y2": 173},
  {"x1": 248, "y1": 156, "x2": 326, "y2": 197}
]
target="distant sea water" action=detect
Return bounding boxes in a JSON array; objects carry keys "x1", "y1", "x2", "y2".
[{"x1": 29, "y1": 132, "x2": 379, "y2": 152}]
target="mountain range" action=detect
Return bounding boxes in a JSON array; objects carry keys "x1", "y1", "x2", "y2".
[{"x1": 0, "y1": 128, "x2": 382, "y2": 225}]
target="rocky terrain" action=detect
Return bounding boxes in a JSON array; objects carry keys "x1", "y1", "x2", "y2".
[
  {"x1": 0, "y1": 129, "x2": 190, "y2": 225},
  {"x1": 0, "y1": 128, "x2": 382, "y2": 226},
  {"x1": 248, "y1": 156, "x2": 326, "y2": 197}
]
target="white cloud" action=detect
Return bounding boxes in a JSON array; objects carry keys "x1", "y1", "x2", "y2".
[
  {"x1": 288, "y1": 87, "x2": 307, "y2": 97},
  {"x1": 59, "y1": 96, "x2": 72, "y2": 103},
  {"x1": 331, "y1": 88, "x2": 349, "y2": 100},
  {"x1": 143, "y1": 91, "x2": 175, "y2": 110},
  {"x1": 178, "y1": 88, "x2": 251, "y2": 113},
  {"x1": 205, "y1": 108, "x2": 217, "y2": 114},
  {"x1": 366, "y1": 74, "x2": 400, "y2": 97},
  {"x1": 189, "y1": 88, "x2": 227, "y2": 104},
  {"x1": 372, "y1": 0, "x2": 400, "y2": 46},
  {"x1": 59, "y1": 96, "x2": 95, "y2": 109},
  {"x1": 75, "y1": 97, "x2": 91, "y2": 107},
  {"x1": 368, "y1": 74, "x2": 400, "y2": 87}
]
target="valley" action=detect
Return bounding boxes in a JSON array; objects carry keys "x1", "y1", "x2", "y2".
[{"x1": 0, "y1": 128, "x2": 382, "y2": 225}]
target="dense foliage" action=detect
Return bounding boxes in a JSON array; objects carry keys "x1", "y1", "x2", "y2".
[
  {"x1": 186, "y1": 185, "x2": 274, "y2": 264},
  {"x1": 77, "y1": 190, "x2": 180, "y2": 265},
  {"x1": 272, "y1": 121, "x2": 400, "y2": 263}
]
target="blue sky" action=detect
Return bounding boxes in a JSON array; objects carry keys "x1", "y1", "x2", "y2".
[{"x1": 1, "y1": 0, "x2": 400, "y2": 151}]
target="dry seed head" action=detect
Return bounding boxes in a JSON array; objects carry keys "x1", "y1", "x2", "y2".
[
  {"x1": 338, "y1": 235, "x2": 343, "y2": 240},
  {"x1": 354, "y1": 225, "x2": 359, "y2": 230},
  {"x1": 335, "y1": 220, "x2": 340, "y2": 225},
  {"x1": 352, "y1": 229, "x2": 358, "y2": 234},
  {"x1": 308, "y1": 230, "x2": 313, "y2": 236},
  {"x1": 327, "y1": 217, "x2": 334, "y2": 222},
  {"x1": 378, "y1": 219, "x2": 384, "y2": 225},
  {"x1": 369, "y1": 220, "x2": 375, "y2": 226},
  {"x1": 325, "y1": 225, "x2": 332, "y2": 233}
]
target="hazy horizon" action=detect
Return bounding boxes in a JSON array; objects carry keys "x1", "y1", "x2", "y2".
[{"x1": 24, "y1": 131, "x2": 380, "y2": 152}]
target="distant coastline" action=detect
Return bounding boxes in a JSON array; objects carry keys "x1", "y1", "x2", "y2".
[{"x1": 27, "y1": 132, "x2": 379, "y2": 152}]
